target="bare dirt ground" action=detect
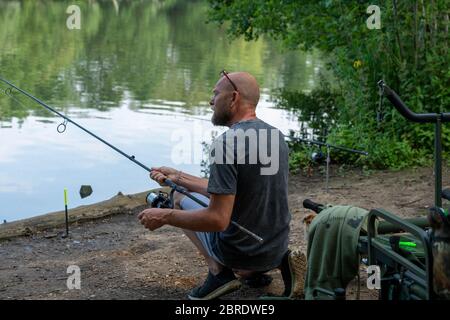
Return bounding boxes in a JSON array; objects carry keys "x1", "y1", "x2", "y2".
[{"x1": 0, "y1": 166, "x2": 447, "y2": 300}]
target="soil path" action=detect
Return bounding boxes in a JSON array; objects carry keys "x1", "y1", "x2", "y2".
[{"x1": 1, "y1": 166, "x2": 446, "y2": 300}]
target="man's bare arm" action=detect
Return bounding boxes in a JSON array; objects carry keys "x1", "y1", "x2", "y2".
[
  {"x1": 138, "y1": 193, "x2": 235, "y2": 232},
  {"x1": 176, "y1": 171, "x2": 209, "y2": 197}
]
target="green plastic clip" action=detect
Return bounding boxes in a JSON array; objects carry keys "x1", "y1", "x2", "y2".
[{"x1": 399, "y1": 241, "x2": 416, "y2": 248}]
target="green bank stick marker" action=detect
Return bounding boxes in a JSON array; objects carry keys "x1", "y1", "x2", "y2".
[
  {"x1": 399, "y1": 241, "x2": 416, "y2": 248},
  {"x1": 64, "y1": 188, "x2": 68, "y2": 206},
  {"x1": 64, "y1": 188, "x2": 69, "y2": 237}
]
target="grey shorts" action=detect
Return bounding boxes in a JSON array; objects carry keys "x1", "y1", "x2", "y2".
[{"x1": 180, "y1": 192, "x2": 225, "y2": 265}]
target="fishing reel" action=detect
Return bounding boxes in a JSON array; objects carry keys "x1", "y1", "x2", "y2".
[
  {"x1": 311, "y1": 150, "x2": 325, "y2": 163},
  {"x1": 146, "y1": 191, "x2": 174, "y2": 209}
]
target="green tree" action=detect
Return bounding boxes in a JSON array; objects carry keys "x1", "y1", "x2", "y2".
[{"x1": 207, "y1": 0, "x2": 450, "y2": 169}]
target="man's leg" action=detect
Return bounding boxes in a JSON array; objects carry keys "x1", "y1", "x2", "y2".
[
  {"x1": 175, "y1": 192, "x2": 273, "y2": 288},
  {"x1": 173, "y1": 191, "x2": 241, "y2": 300},
  {"x1": 173, "y1": 192, "x2": 305, "y2": 298},
  {"x1": 173, "y1": 191, "x2": 224, "y2": 275}
]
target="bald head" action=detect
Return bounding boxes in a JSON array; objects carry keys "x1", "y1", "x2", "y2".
[
  {"x1": 218, "y1": 72, "x2": 260, "y2": 107},
  {"x1": 210, "y1": 71, "x2": 260, "y2": 126}
]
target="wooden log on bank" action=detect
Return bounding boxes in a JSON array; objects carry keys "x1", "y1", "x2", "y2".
[{"x1": 0, "y1": 188, "x2": 168, "y2": 240}]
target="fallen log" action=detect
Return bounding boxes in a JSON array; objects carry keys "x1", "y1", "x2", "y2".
[{"x1": 0, "y1": 188, "x2": 167, "y2": 240}]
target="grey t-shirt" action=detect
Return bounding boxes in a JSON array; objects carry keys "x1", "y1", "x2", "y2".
[{"x1": 207, "y1": 118, "x2": 291, "y2": 271}]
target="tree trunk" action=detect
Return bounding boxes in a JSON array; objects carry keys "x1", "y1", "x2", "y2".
[
  {"x1": 414, "y1": 1, "x2": 419, "y2": 69},
  {"x1": 393, "y1": 0, "x2": 404, "y2": 63},
  {"x1": 421, "y1": 0, "x2": 427, "y2": 55},
  {"x1": 445, "y1": 13, "x2": 449, "y2": 55}
]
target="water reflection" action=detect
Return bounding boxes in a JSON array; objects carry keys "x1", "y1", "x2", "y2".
[{"x1": 0, "y1": 0, "x2": 322, "y2": 221}]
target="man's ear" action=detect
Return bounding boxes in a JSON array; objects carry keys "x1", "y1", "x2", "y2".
[
  {"x1": 231, "y1": 91, "x2": 239, "y2": 106},
  {"x1": 232, "y1": 91, "x2": 240, "y2": 102}
]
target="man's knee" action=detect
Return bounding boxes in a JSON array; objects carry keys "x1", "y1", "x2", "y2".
[{"x1": 173, "y1": 191, "x2": 185, "y2": 209}]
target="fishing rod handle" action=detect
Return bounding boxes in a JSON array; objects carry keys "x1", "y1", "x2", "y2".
[
  {"x1": 164, "y1": 179, "x2": 264, "y2": 242},
  {"x1": 231, "y1": 221, "x2": 264, "y2": 243},
  {"x1": 163, "y1": 179, "x2": 209, "y2": 207}
]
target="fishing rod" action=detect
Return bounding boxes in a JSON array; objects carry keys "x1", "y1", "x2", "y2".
[
  {"x1": 0, "y1": 77, "x2": 263, "y2": 243},
  {"x1": 286, "y1": 130, "x2": 369, "y2": 192},
  {"x1": 289, "y1": 136, "x2": 369, "y2": 156},
  {"x1": 287, "y1": 130, "x2": 369, "y2": 156}
]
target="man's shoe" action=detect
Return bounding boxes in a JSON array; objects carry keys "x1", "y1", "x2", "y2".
[
  {"x1": 187, "y1": 268, "x2": 242, "y2": 300},
  {"x1": 280, "y1": 249, "x2": 307, "y2": 298}
]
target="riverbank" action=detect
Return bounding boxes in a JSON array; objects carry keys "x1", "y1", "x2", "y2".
[{"x1": 0, "y1": 166, "x2": 446, "y2": 300}]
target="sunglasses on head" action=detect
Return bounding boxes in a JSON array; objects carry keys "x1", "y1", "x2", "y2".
[{"x1": 220, "y1": 70, "x2": 238, "y2": 92}]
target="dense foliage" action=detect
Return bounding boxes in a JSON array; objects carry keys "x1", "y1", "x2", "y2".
[{"x1": 207, "y1": 0, "x2": 450, "y2": 169}]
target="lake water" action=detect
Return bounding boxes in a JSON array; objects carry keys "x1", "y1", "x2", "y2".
[{"x1": 0, "y1": 0, "x2": 322, "y2": 222}]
